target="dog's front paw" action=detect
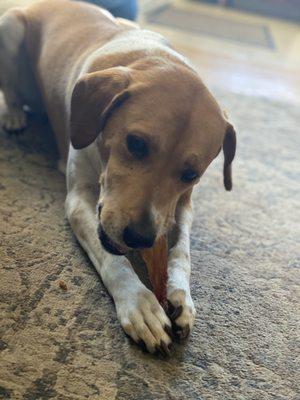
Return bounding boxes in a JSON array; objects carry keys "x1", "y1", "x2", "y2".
[
  {"x1": 116, "y1": 289, "x2": 172, "y2": 355},
  {"x1": 167, "y1": 289, "x2": 196, "y2": 340},
  {"x1": 1, "y1": 108, "x2": 27, "y2": 132}
]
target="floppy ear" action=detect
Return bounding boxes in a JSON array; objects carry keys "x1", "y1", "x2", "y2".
[
  {"x1": 223, "y1": 123, "x2": 237, "y2": 191},
  {"x1": 70, "y1": 67, "x2": 131, "y2": 149}
]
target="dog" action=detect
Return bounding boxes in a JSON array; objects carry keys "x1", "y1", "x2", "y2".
[{"x1": 0, "y1": 0, "x2": 236, "y2": 354}]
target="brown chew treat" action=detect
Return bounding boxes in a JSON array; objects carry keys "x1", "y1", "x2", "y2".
[{"x1": 140, "y1": 235, "x2": 168, "y2": 308}]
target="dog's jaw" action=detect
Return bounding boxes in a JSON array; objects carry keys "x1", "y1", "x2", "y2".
[{"x1": 98, "y1": 225, "x2": 127, "y2": 256}]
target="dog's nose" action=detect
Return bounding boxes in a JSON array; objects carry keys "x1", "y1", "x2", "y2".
[{"x1": 123, "y1": 225, "x2": 155, "y2": 249}]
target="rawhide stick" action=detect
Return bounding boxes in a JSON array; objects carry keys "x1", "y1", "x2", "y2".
[{"x1": 140, "y1": 235, "x2": 168, "y2": 308}]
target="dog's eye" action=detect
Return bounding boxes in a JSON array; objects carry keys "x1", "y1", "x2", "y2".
[
  {"x1": 126, "y1": 135, "x2": 149, "y2": 159},
  {"x1": 181, "y1": 168, "x2": 199, "y2": 183}
]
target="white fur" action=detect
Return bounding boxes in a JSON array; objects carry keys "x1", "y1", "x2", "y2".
[{"x1": 167, "y1": 205, "x2": 196, "y2": 336}]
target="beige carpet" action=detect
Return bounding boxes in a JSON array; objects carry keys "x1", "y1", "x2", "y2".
[{"x1": 0, "y1": 88, "x2": 299, "y2": 400}]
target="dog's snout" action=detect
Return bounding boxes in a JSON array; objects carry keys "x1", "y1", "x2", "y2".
[
  {"x1": 123, "y1": 225, "x2": 155, "y2": 249},
  {"x1": 123, "y1": 211, "x2": 156, "y2": 249}
]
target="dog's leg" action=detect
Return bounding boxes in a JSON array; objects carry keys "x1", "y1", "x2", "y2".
[
  {"x1": 0, "y1": 11, "x2": 27, "y2": 131},
  {"x1": 167, "y1": 193, "x2": 196, "y2": 339},
  {"x1": 65, "y1": 177, "x2": 172, "y2": 354}
]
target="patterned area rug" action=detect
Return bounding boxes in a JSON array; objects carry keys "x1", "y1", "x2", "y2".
[
  {"x1": 0, "y1": 88, "x2": 299, "y2": 399},
  {"x1": 146, "y1": 5, "x2": 274, "y2": 48}
]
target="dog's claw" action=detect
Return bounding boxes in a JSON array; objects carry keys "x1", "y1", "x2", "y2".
[
  {"x1": 164, "y1": 324, "x2": 173, "y2": 339},
  {"x1": 138, "y1": 339, "x2": 147, "y2": 353},
  {"x1": 162, "y1": 340, "x2": 171, "y2": 356},
  {"x1": 155, "y1": 340, "x2": 171, "y2": 357},
  {"x1": 167, "y1": 301, "x2": 192, "y2": 341},
  {"x1": 167, "y1": 301, "x2": 183, "y2": 320},
  {"x1": 173, "y1": 324, "x2": 190, "y2": 341}
]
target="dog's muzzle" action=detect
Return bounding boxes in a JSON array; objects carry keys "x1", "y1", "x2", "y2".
[{"x1": 98, "y1": 225, "x2": 127, "y2": 256}]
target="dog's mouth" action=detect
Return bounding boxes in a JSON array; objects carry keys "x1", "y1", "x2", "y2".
[{"x1": 98, "y1": 226, "x2": 127, "y2": 256}]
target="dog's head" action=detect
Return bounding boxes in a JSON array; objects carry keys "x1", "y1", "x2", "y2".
[{"x1": 70, "y1": 60, "x2": 236, "y2": 255}]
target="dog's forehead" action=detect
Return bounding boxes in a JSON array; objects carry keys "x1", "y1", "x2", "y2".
[
  {"x1": 124, "y1": 73, "x2": 226, "y2": 153},
  {"x1": 188, "y1": 90, "x2": 226, "y2": 144}
]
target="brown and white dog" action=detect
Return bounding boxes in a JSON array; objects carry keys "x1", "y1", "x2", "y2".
[{"x1": 0, "y1": 0, "x2": 236, "y2": 354}]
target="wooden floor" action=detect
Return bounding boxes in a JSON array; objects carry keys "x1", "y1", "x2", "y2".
[{"x1": 140, "y1": 0, "x2": 300, "y2": 104}]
